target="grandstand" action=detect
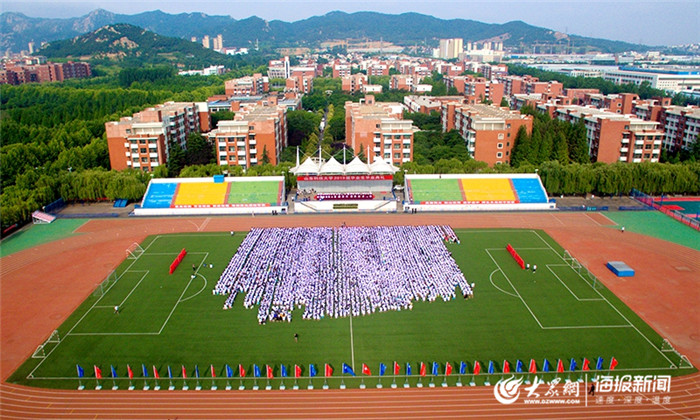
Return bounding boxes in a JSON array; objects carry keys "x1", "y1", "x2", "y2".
[
  {"x1": 134, "y1": 176, "x2": 286, "y2": 216},
  {"x1": 290, "y1": 156, "x2": 399, "y2": 213},
  {"x1": 404, "y1": 174, "x2": 554, "y2": 212}
]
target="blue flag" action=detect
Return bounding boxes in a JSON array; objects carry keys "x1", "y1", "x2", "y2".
[
  {"x1": 142, "y1": 364, "x2": 148, "y2": 377},
  {"x1": 569, "y1": 358, "x2": 577, "y2": 372},
  {"x1": 226, "y1": 364, "x2": 233, "y2": 378},
  {"x1": 406, "y1": 362, "x2": 412, "y2": 376},
  {"x1": 432, "y1": 361, "x2": 439, "y2": 376},
  {"x1": 379, "y1": 363, "x2": 386, "y2": 376},
  {"x1": 488, "y1": 360, "x2": 495, "y2": 375},
  {"x1": 167, "y1": 365, "x2": 173, "y2": 379},
  {"x1": 281, "y1": 364, "x2": 288, "y2": 377},
  {"x1": 342, "y1": 363, "x2": 355, "y2": 376},
  {"x1": 254, "y1": 364, "x2": 261, "y2": 378},
  {"x1": 543, "y1": 359, "x2": 551, "y2": 373},
  {"x1": 516, "y1": 360, "x2": 524, "y2": 373},
  {"x1": 309, "y1": 364, "x2": 317, "y2": 377},
  {"x1": 194, "y1": 365, "x2": 200, "y2": 378},
  {"x1": 110, "y1": 365, "x2": 117, "y2": 378},
  {"x1": 596, "y1": 357, "x2": 604, "y2": 371},
  {"x1": 77, "y1": 364, "x2": 85, "y2": 378},
  {"x1": 459, "y1": 361, "x2": 466, "y2": 375}
]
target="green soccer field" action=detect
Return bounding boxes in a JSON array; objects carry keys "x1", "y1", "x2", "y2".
[{"x1": 9, "y1": 229, "x2": 694, "y2": 390}]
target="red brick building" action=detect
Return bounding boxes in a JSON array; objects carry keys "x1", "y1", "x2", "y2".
[{"x1": 106, "y1": 102, "x2": 210, "y2": 171}]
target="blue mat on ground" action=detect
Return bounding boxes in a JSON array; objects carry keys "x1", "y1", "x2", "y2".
[{"x1": 606, "y1": 261, "x2": 635, "y2": 277}]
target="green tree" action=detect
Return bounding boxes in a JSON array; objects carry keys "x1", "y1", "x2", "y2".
[
  {"x1": 185, "y1": 133, "x2": 214, "y2": 166},
  {"x1": 167, "y1": 143, "x2": 186, "y2": 177}
]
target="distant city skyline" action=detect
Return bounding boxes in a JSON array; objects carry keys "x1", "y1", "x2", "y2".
[{"x1": 1, "y1": 0, "x2": 698, "y2": 46}]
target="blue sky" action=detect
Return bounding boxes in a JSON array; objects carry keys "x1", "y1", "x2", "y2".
[{"x1": 1, "y1": 0, "x2": 698, "y2": 46}]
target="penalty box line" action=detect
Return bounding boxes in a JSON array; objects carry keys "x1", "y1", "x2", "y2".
[
  {"x1": 530, "y1": 230, "x2": 677, "y2": 367},
  {"x1": 486, "y1": 249, "x2": 630, "y2": 330}
]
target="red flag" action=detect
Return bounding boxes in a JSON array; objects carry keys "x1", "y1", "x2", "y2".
[
  {"x1": 266, "y1": 365, "x2": 273, "y2": 379},
  {"x1": 127, "y1": 364, "x2": 134, "y2": 380},
  {"x1": 582, "y1": 358, "x2": 590, "y2": 371},
  {"x1": 445, "y1": 362, "x2": 453, "y2": 376},
  {"x1": 362, "y1": 363, "x2": 371, "y2": 376},
  {"x1": 294, "y1": 364, "x2": 302, "y2": 378},
  {"x1": 503, "y1": 360, "x2": 511, "y2": 374},
  {"x1": 473, "y1": 361, "x2": 481, "y2": 376},
  {"x1": 419, "y1": 362, "x2": 426, "y2": 377},
  {"x1": 182, "y1": 365, "x2": 187, "y2": 379},
  {"x1": 610, "y1": 357, "x2": 618, "y2": 370},
  {"x1": 557, "y1": 359, "x2": 564, "y2": 373},
  {"x1": 238, "y1": 364, "x2": 246, "y2": 378},
  {"x1": 153, "y1": 366, "x2": 160, "y2": 379},
  {"x1": 528, "y1": 359, "x2": 537, "y2": 374},
  {"x1": 94, "y1": 365, "x2": 102, "y2": 379},
  {"x1": 211, "y1": 365, "x2": 216, "y2": 378},
  {"x1": 325, "y1": 363, "x2": 333, "y2": 377},
  {"x1": 393, "y1": 361, "x2": 400, "y2": 375}
]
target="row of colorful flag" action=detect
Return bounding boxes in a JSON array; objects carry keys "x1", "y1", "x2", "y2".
[{"x1": 79, "y1": 357, "x2": 618, "y2": 380}]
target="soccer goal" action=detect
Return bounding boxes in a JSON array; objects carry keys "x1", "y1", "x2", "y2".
[
  {"x1": 563, "y1": 250, "x2": 599, "y2": 289},
  {"x1": 31, "y1": 330, "x2": 60, "y2": 359},
  {"x1": 93, "y1": 270, "x2": 118, "y2": 298},
  {"x1": 126, "y1": 242, "x2": 145, "y2": 259}
]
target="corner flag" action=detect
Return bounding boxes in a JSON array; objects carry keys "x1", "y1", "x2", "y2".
[
  {"x1": 238, "y1": 364, "x2": 246, "y2": 378},
  {"x1": 325, "y1": 363, "x2": 333, "y2": 377},
  {"x1": 488, "y1": 360, "x2": 495, "y2": 375},
  {"x1": 77, "y1": 364, "x2": 85, "y2": 378},
  {"x1": 610, "y1": 357, "x2": 618, "y2": 370},
  {"x1": 445, "y1": 362, "x2": 453, "y2": 376},
  {"x1": 127, "y1": 364, "x2": 134, "y2": 380},
  {"x1": 473, "y1": 361, "x2": 481, "y2": 376},
  {"x1": 503, "y1": 360, "x2": 511, "y2": 374},
  {"x1": 596, "y1": 357, "x2": 604, "y2": 371},
  {"x1": 516, "y1": 360, "x2": 523, "y2": 373},
  {"x1": 393, "y1": 361, "x2": 400, "y2": 375},
  {"x1": 529, "y1": 359, "x2": 537, "y2": 374},
  {"x1": 582, "y1": 358, "x2": 590, "y2": 371},
  {"x1": 94, "y1": 365, "x2": 102, "y2": 379},
  {"x1": 342, "y1": 363, "x2": 355, "y2": 376},
  {"x1": 432, "y1": 361, "x2": 439, "y2": 376},
  {"x1": 379, "y1": 363, "x2": 386, "y2": 376},
  {"x1": 556, "y1": 359, "x2": 564, "y2": 373},
  {"x1": 419, "y1": 362, "x2": 426, "y2": 377},
  {"x1": 543, "y1": 359, "x2": 551, "y2": 373}
]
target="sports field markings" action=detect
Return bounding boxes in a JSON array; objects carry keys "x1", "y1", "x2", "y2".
[
  {"x1": 488, "y1": 269, "x2": 518, "y2": 298},
  {"x1": 27, "y1": 251, "x2": 146, "y2": 378},
  {"x1": 530, "y1": 230, "x2": 678, "y2": 367},
  {"x1": 198, "y1": 217, "x2": 211, "y2": 232},
  {"x1": 179, "y1": 273, "x2": 208, "y2": 303},
  {"x1": 485, "y1": 248, "x2": 631, "y2": 330},
  {"x1": 546, "y1": 265, "x2": 603, "y2": 302}
]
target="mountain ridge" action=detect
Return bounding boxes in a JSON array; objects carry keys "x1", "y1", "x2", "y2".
[{"x1": 1, "y1": 9, "x2": 652, "y2": 54}]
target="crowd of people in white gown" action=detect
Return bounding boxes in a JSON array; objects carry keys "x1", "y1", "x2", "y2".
[{"x1": 213, "y1": 225, "x2": 470, "y2": 324}]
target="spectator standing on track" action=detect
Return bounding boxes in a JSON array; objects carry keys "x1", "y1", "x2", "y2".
[{"x1": 588, "y1": 382, "x2": 595, "y2": 396}]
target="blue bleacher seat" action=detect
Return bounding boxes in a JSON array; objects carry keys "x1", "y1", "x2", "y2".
[
  {"x1": 142, "y1": 183, "x2": 177, "y2": 208},
  {"x1": 511, "y1": 178, "x2": 547, "y2": 204}
]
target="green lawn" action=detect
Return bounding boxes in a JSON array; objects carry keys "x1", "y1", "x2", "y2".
[{"x1": 9, "y1": 229, "x2": 693, "y2": 390}]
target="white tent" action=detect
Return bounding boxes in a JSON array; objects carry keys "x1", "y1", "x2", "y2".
[
  {"x1": 292, "y1": 157, "x2": 320, "y2": 175},
  {"x1": 319, "y1": 156, "x2": 345, "y2": 175},
  {"x1": 370, "y1": 159, "x2": 399, "y2": 174},
  {"x1": 344, "y1": 156, "x2": 370, "y2": 174}
]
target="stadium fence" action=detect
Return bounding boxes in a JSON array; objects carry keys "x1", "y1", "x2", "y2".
[{"x1": 631, "y1": 189, "x2": 700, "y2": 231}]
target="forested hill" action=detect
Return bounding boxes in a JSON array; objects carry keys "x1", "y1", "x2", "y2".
[
  {"x1": 2, "y1": 9, "x2": 651, "y2": 54},
  {"x1": 37, "y1": 24, "x2": 258, "y2": 68}
]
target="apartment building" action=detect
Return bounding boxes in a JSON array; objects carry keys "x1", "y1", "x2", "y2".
[
  {"x1": 438, "y1": 38, "x2": 463, "y2": 59},
  {"x1": 105, "y1": 102, "x2": 210, "y2": 171},
  {"x1": 224, "y1": 73, "x2": 269, "y2": 96},
  {"x1": 209, "y1": 103, "x2": 288, "y2": 168},
  {"x1": 554, "y1": 106, "x2": 663, "y2": 163},
  {"x1": 285, "y1": 74, "x2": 314, "y2": 94},
  {"x1": 444, "y1": 75, "x2": 504, "y2": 105},
  {"x1": 390, "y1": 75, "x2": 421, "y2": 91},
  {"x1": 496, "y1": 75, "x2": 563, "y2": 99},
  {"x1": 341, "y1": 74, "x2": 368, "y2": 93},
  {"x1": 655, "y1": 106, "x2": 700, "y2": 151},
  {"x1": 481, "y1": 64, "x2": 508, "y2": 79},
  {"x1": 1, "y1": 60, "x2": 91, "y2": 85},
  {"x1": 333, "y1": 62, "x2": 352, "y2": 78},
  {"x1": 268, "y1": 56, "x2": 291, "y2": 79},
  {"x1": 443, "y1": 104, "x2": 533, "y2": 166},
  {"x1": 345, "y1": 95, "x2": 416, "y2": 165},
  {"x1": 403, "y1": 95, "x2": 464, "y2": 114},
  {"x1": 580, "y1": 92, "x2": 639, "y2": 114}
]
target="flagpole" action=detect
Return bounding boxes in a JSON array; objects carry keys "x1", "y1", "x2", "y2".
[{"x1": 78, "y1": 379, "x2": 84, "y2": 390}]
